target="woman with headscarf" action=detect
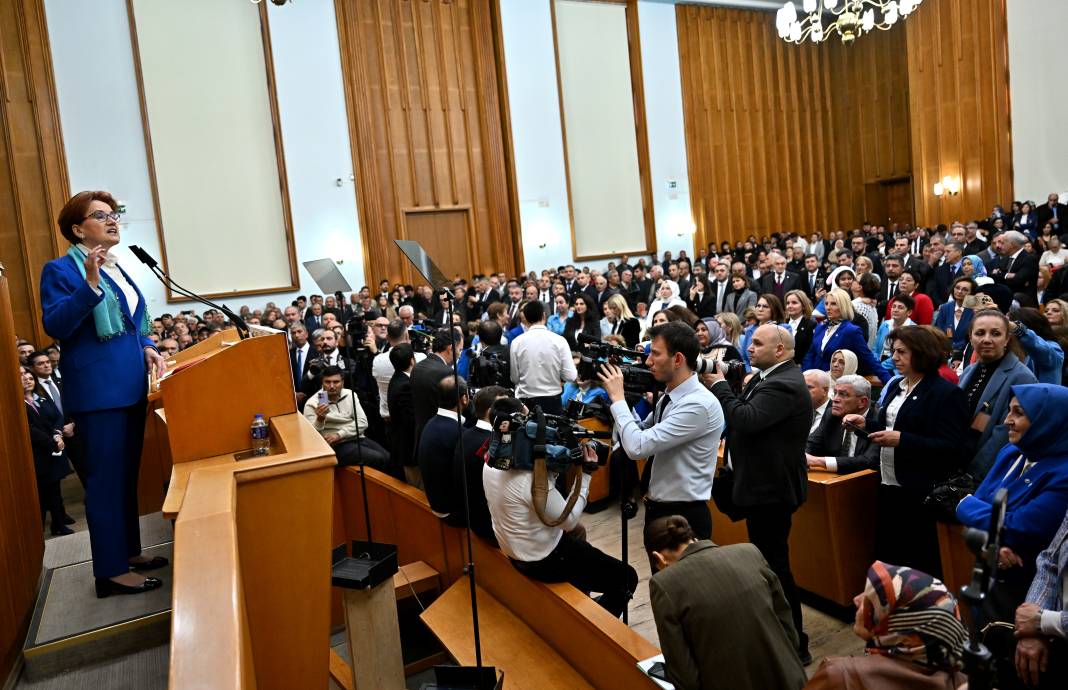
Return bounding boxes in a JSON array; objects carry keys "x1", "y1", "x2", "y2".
[
  {"x1": 829, "y1": 348, "x2": 858, "y2": 384},
  {"x1": 803, "y1": 289, "x2": 891, "y2": 383},
  {"x1": 805, "y1": 561, "x2": 967, "y2": 690},
  {"x1": 646, "y1": 279, "x2": 686, "y2": 329},
  {"x1": 962, "y1": 255, "x2": 988, "y2": 280},
  {"x1": 956, "y1": 384, "x2": 1068, "y2": 628},
  {"x1": 697, "y1": 318, "x2": 742, "y2": 363}
]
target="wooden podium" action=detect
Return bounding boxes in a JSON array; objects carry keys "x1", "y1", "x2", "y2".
[{"x1": 150, "y1": 331, "x2": 337, "y2": 689}]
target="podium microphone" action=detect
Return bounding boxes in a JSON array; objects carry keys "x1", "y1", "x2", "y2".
[{"x1": 128, "y1": 245, "x2": 250, "y2": 339}]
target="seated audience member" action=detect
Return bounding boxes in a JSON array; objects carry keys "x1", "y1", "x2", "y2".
[
  {"x1": 806, "y1": 374, "x2": 877, "y2": 474},
  {"x1": 452, "y1": 387, "x2": 512, "y2": 543},
  {"x1": 417, "y1": 376, "x2": 469, "y2": 519},
  {"x1": 956, "y1": 385, "x2": 1068, "y2": 626},
  {"x1": 560, "y1": 370, "x2": 608, "y2": 407},
  {"x1": 22, "y1": 366, "x2": 71, "y2": 535},
  {"x1": 959, "y1": 310, "x2": 1038, "y2": 479},
  {"x1": 828, "y1": 348, "x2": 858, "y2": 385},
  {"x1": 882, "y1": 269, "x2": 933, "y2": 325},
  {"x1": 482, "y1": 400, "x2": 637, "y2": 618},
  {"x1": 723, "y1": 274, "x2": 758, "y2": 320},
  {"x1": 803, "y1": 369, "x2": 831, "y2": 435},
  {"x1": 805, "y1": 561, "x2": 967, "y2": 690},
  {"x1": 802, "y1": 289, "x2": 890, "y2": 382},
  {"x1": 782, "y1": 290, "x2": 817, "y2": 365},
  {"x1": 696, "y1": 317, "x2": 742, "y2": 364},
  {"x1": 1013, "y1": 508, "x2": 1068, "y2": 689},
  {"x1": 303, "y1": 366, "x2": 390, "y2": 471},
  {"x1": 645, "y1": 516, "x2": 806, "y2": 690},
  {"x1": 740, "y1": 293, "x2": 784, "y2": 370},
  {"x1": 387, "y1": 344, "x2": 417, "y2": 483},
  {"x1": 1010, "y1": 308, "x2": 1064, "y2": 385},
  {"x1": 934, "y1": 276, "x2": 978, "y2": 351},
  {"x1": 600, "y1": 294, "x2": 640, "y2": 348},
  {"x1": 874, "y1": 294, "x2": 916, "y2": 369},
  {"x1": 852, "y1": 326, "x2": 968, "y2": 578}
]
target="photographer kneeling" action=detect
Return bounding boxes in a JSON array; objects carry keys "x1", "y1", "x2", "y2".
[
  {"x1": 304, "y1": 365, "x2": 390, "y2": 470},
  {"x1": 598, "y1": 322, "x2": 724, "y2": 547},
  {"x1": 482, "y1": 398, "x2": 637, "y2": 618}
]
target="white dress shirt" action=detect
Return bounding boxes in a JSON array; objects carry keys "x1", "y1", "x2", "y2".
[
  {"x1": 372, "y1": 349, "x2": 426, "y2": 417},
  {"x1": 879, "y1": 379, "x2": 914, "y2": 487},
  {"x1": 482, "y1": 464, "x2": 590, "y2": 561},
  {"x1": 509, "y1": 324, "x2": 577, "y2": 398},
  {"x1": 610, "y1": 374, "x2": 724, "y2": 502},
  {"x1": 810, "y1": 399, "x2": 829, "y2": 435}
]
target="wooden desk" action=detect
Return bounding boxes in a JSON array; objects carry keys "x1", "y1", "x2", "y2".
[{"x1": 709, "y1": 469, "x2": 879, "y2": 606}]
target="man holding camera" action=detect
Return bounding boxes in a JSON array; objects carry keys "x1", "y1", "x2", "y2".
[
  {"x1": 482, "y1": 398, "x2": 638, "y2": 618},
  {"x1": 598, "y1": 321, "x2": 724, "y2": 546},
  {"x1": 704, "y1": 323, "x2": 812, "y2": 664},
  {"x1": 510, "y1": 301, "x2": 576, "y2": 415}
]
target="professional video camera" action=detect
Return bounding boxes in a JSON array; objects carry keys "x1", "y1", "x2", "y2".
[
  {"x1": 575, "y1": 333, "x2": 662, "y2": 398},
  {"x1": 486, "y1": 406, "x2": 610, "y2": 475},
  {"x1": 564, "y1": 397, "x2": 613, "y2": 426},
  {"x1": 694, "y1": 357, "x2": 747, "y2": 394},
  {"x1": 469, "y1": 348, "x2": 511, "y2": 389},
  {"x1": 407, "y1": 324, "x2": 433, "y2": 354}
]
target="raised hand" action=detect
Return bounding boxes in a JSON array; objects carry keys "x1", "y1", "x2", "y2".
[{"x1": 84, "y1": 245, "x2": 107, "y2": 289}]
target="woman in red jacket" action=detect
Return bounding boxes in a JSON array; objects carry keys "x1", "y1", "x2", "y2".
[{"x1": 884, "y1": 269, "x2": 933, "y2": 325}]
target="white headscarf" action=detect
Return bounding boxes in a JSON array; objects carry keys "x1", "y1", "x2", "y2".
[{"x1": 646, "y1": 280, "x2": 686, "y2": 328}]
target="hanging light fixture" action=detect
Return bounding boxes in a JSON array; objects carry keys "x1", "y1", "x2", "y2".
[{"x1": 776, "y1": 0, "x2": 921, "y2": 46}]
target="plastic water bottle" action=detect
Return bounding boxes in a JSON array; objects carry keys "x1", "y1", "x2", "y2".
[{"x1": 250, "y1": 414, "x2": 269, "y2": 456}]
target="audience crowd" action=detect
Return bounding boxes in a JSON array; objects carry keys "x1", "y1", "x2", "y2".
[{"x1": 19, "y1": 194, "x2": 1068, "y2": 689}]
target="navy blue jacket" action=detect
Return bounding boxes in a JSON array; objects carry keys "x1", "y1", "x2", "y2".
[{"x1": 801, "y1": 321, "x2": 891, "y2": 383}]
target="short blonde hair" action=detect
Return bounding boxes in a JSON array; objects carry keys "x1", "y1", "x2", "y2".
[
  {"x1": 825, "y1": 288, "x2": 855, "y2": 321},
  {"x1": 605, "y1": 294, "x2": 634, "y2": 321}
]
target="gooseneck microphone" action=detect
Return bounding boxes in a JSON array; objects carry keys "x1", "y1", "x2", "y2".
[{"x1": 128, "y1": 245, "x2": 250, "y2": 339}]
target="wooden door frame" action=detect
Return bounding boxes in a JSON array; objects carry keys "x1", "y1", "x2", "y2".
[{"x1": 398, "y1": 205, "x2": 477, "y2": 284}]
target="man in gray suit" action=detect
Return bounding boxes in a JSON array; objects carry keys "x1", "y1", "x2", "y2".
[{"x1": 645, "y1": 515, "x2": 806, "y2": 690}]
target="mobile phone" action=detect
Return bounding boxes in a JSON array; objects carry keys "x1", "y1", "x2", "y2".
[
  {"x1": 318, "y1": 390, "x2": 329, "y2": 406},
  {"x1": 843, "y1": 421, "x2": 869, "y2": 439}
]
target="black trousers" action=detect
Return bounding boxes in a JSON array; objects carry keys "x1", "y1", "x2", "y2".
[
  {"x1": 333, "y1": 437, "x2": 391, "y2": 472},
  {"x1": 746, "y1": 505, "x2": 807, "y2": 652},
  {"x1": 520, "y1": 396, "x2": 563, "y2": 416},
  {"x1": 511, "y1": 533, "x2": 637, "y2": 618},
  {"x1": 36, "y1": 475, "x2": 65, "y2": 529},
  {"x1": 643, "y1": 499, "x2": 712, "y2": 572},
  {"x1": 875, "y1": 484, "x2": 942, "y2": 579}
]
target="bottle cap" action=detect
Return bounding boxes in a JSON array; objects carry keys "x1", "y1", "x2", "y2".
[{"x1": 255, "y1": 413, "x2": 263, "y2": 418}]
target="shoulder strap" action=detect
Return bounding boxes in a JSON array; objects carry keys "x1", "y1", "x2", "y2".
[{"x1": 529, "y1": 406, "x2": 583, "y2": 527}]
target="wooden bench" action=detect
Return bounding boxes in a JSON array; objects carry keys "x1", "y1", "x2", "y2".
[{"x1": 335, "y1": 466, "x2": 660, "y2": 689}]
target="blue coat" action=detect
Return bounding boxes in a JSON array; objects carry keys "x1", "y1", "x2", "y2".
[
  {"x1": 40, "y1": 255, "x2": 154, "y2": 414},
  {"x1": 932, "y1": 302, "x2": 974, "y2": 351},
  {"x1": 957, "y1": 385, "x2": 1068, "y2": 555},
  {"x1": 801, "y1": 321, "x2": 891, "y2": 382},
  {"x1": 959, "y1": 352, "x2": 1037, "y2": 479}
]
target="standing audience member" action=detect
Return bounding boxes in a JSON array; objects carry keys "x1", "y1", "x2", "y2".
[
  {"x1": 646, "y1": 515, "x2": 805, "y2": 690},
  {"x1": 410, "y1": 328, "x2": 459, "y2": 477},
  {"x1": 417, "y1": 377, "x2": 469, "y2": 520},
  {"x1": 22, "y1": 366, "x2": 71, "y2": 535},
  {"x1": 511, "y1": 300, "x2": 577, "y2": 416},
  {"x1": 387, "y1": 344, "x2": 418, "y2": 483},
  {"x1": 705, "y1": 323, "x2": 813, "y2": 664},
  {"x1": 802, "y1": 289, "x2": 890, "y2": 382},
  {"x1": 782, "y1": 290, "x2": 817, "y2": 365}
]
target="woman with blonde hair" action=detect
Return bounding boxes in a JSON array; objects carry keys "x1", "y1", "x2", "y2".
[
  {"x1": 600, "y1": 294, "x2": 640, "y2": 348},
  {"x1": 802, "y1": 289, "x2": 890, "y2": 382},
  {"x1": 716, "y1": 312, "x2": 743, "y2": 351},
  {"x1": 783, "y1": 289, "x2": 816, "y2": 365}
]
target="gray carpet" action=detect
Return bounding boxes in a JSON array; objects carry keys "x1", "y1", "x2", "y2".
[
  {"x1": 16, "y1": 644, "x2": 169, "y2": 690},
  {"x1": 43, "y1": 512, "x2": 172, "y2": 570}
]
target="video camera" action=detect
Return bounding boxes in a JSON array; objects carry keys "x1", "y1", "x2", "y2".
[
  {"x1": 469, "y1": 348, "x2": 510, "y2": 389},
  {"x1": 486, "y1": 406, "x2": 611, "y2": 475},
  {"x1": 575, "y1": 333, "x2": 662, "y2": 399},
  {"x1": 407, "y1": 325, "x2": 433, "y2": 354}
]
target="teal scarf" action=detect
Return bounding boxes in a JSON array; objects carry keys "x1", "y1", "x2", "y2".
[{"x1": 67, "y1": 246, "x2": 152, "y2": 341}]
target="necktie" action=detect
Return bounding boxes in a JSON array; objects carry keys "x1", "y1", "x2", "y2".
[
  {"x1": 45, "y1": 379, "x2": 62, "y2": 416},
  {"x1": 842, "y1": 429, "x2": 854, "y2": 456},
  {"x1": 809, "y1": 273, "x2": 815, "y2": 291},
  {"x1": 639, "y1": 394, "x2": 671, "y2": 494},
  {"x1": 717, "y1": 282, "x2": 726, "y2": 313},
  {"x1": 294, "y1": 348, "x2": 304, "y2": 387}
]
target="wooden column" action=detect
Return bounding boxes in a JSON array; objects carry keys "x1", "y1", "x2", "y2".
[
  {"x1": 342, "y1": 584, "x2": 405, "y2": 690},
  {"x1": 0, "y1": 0, "x2": 70, "y2": 347}
]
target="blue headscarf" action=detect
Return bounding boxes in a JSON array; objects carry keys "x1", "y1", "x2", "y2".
[
  {"x1": 1011, "y1": 384, "x2": 1068, "y2": 460},
  {"x1": 963, "y1": 255, "x2": 987, "y2": 278}
]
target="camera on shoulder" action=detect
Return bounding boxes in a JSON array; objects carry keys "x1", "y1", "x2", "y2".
[{"x1": 575, "y1": 333, "x2": 663, "y2": 400}]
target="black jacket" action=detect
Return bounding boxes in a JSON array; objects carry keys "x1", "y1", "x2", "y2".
[
  {"x1": 387, "y1": 370, "x2": 416, "y2": 467},
  {"x1": 418, "y1": 414, "x2": 462, "y2": 515},
  {"x1": 790, "y1": 317, "x2": 817, "y2": 366},
  {"x1": 758, "y1": 271, "x2": 801, "y2": 297},
  {"x1": 711, "y1": 361, "x2": 810, "y2": 509},
  {"x1": 806, "y1": 409, "x2": 877, "y2": 474},
  {"x1": 453, "y1": 425, "x2": 497, "y2": 544},
  {"x1": 410, "y1": 354, "x2": 454, "y2": 462},
  {"x1": 26, "y1": 396, "x2": 68, "y2": 482}
]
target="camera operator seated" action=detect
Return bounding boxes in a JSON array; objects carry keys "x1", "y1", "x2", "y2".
[
  {"x1": 645, "y1": 515, "x2": 806, "y2": 690},
  {"x1": 598, "y1": 321, "x2": 724, "y2": 547},
  {"x1": 303, "y1": 365, "x2": 390, "y2": 470},
  {"x1": 510, "y1": 300, "x2": 576, "y2": 415},
  {"x1": 300, "y1": 328, "x2": 353, "y2": 398},
  {"x1": 417, "y1": 376, "x2": 470, "y2": 520},
  {"x1": 805, "y1": 561, "x2": 967, "y2": 690},
  {"x1": 806, "y1": 374, "x2": 878, "y2": 474},
  {"x1": 371, "y1": 319, "x2": 425, "y2": 422},
  {"x1": 482, "y1": 398, "x2": 638, "y2": 618}
]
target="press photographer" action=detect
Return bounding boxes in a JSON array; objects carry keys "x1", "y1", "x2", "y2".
[
  {"x1": 482, "y1": 398, "x2": 636, "y2": 618},
  {"x1": 597, "y1": 321, "x2": 724, "y2": 549}
]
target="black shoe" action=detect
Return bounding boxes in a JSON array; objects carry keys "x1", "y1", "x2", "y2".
[
  {"x1": 62, "y1": 515, "x2": 76, "y2": 525},
  {"x1": 129, "y1": 556, "x2": 169, "y2": 571},
  {"x1": 95, "y1": 577, "x2": 163, "y2": 599},
  {"x1": 50, "y1": 525, "x2": 74, "y2": 536},
  {"x1": 798, "y1": 648, "x2": 813, "y2": 666}
]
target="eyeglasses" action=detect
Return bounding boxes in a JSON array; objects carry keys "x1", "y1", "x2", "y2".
[{"x1": 83, "y1": 210, "x2": 121, "y2": 222}]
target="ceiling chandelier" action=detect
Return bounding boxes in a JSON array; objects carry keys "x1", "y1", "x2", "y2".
[{"x1": 775, "y1": 0, "x2": 923, "y2": 45}]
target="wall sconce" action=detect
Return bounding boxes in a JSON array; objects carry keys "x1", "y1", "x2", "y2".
[{"x1": 933, "y1": 175, "x2": 960, "y2": 197}]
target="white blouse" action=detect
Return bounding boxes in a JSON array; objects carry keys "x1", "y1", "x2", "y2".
[{"x1": 78, "y1": 244, "x2": 140, "y2": 316}]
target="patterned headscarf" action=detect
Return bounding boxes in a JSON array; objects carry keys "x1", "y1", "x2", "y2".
[{"x1": 858, "y1": 561, "x2": 967, "y2": 669}]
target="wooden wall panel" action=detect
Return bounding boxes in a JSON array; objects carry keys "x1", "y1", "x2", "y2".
[
  {"x1": 677, "y1": 5, "x2": 911, "y2": 247},
  {"x1": 905, "y1": 0, "x2": 1012, "y2": 226},
  {"x1": 0, "y1": 264, "x2": 45, "y2": 684},
  {"x1": 335, "y1": 0, "x2": 521, "y2": 286},
  {"x1": 0, "y1": 0, "x2": 70, "y2": 347}
]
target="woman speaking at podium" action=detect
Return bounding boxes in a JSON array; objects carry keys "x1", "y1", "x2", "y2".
[{"x1": 40, "y1": 191, "x2": 168, "y2": 598}]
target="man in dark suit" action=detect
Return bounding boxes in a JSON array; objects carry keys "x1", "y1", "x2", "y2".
[
  {"x1": 850, "y1": 234, "x2": 884, "y2": 278},
  {"x1": 570, "y1": 272, "x2": 597, "y2": 303},
  {"x1": 410, "y1": 328, "x2": 458, "y2": 473},
  {"x1": 759, "y1": 253, "x2": 800, "y2": 302},
  {"x1": 592, "y1": 275, "x2": 618, "y2": 315},
  {"x1": 633, "y1": 265, "x2": 653, "y2": 306},
  {"x1": 1035, "y1": 192, "x2": 1068, "y2": 234},
  {"x1": 417, "y1": 376, "x2": 469, "y2": 518},
  {"x1": 705, "y1": 323, "x2": 812, "y2": 664},
  {"x1": 303, "y1": 303, "x2": 325, "y2": 333},
  {"x1": 289, "y1": 323, "x2": 314, "y2": 408},
  {"x1": 805, "y1": 374, "x2": 877, "y2": 474},
  {"x1": 990, "y1": 230, "x2": 1039, "y2": 296},
  {"x1": 799, "y1": 254, "x2": 825, "y2": 302},
  {"x1": 707, "y1": 262, "x2": 733, "y2": 315},
  {"x1": 386, "y1": 344, "x2": 417, "y2": 482},
  {"x1": 452, "y1": 387, "x2": 512, "y2": 543}
]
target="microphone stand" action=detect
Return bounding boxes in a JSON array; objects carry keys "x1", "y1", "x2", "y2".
[{"x1": 128, "y1": 245, "x2": 250, "y2": 339}]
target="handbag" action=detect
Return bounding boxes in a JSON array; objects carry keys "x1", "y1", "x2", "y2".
[
  {"x1": 711, "y1": 467, "x2": 748, "y2": 522},
  {"x1": 923, "y1": 470, "x2": 977, "y2": 522}
]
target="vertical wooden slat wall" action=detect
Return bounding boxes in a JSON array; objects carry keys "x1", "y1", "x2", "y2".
[
  {"x1": 906, "y1": 0, "x2": 1013, "y2": 226},
  {"x1": 0, "y1": 0, "x2": 69, "y2": 347},
  {"x1": 677, "y1": 5, "x2": 910, "y2": 248},
  {"x1": 334, "y1": 0, "x2": 521, "y2": 286}
]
